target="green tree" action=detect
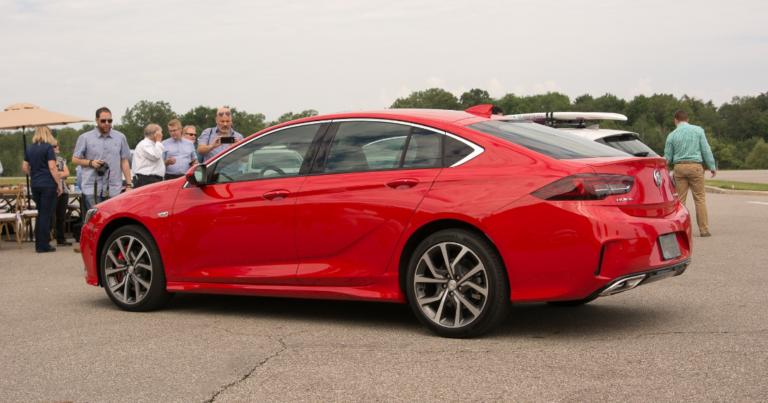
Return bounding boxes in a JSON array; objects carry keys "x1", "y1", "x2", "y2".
[
  {"x1": 496, "y1": 93, "x2": 529, "y2": 115},
  {"x1": 179, "y1": 106, "x2": 218, "y2": 134},
  {"x1": 390, "y1": 88, "x2": 461, "y2": 110},
  {"x1": 266, "y1": 110, "x2": 318, "y2": 128},
  {"x1": 116, "y1": 100, "x2": 178, "y2": 147},
  {"x1": 746, "y1": 138, "x2": 768, "y2": 169},
  {"x1": 459, "y1": 89, "x2": 493, "y2": 109},
  {"x1": 524, "y1": 92, "x2": 572, "y2": 113}
]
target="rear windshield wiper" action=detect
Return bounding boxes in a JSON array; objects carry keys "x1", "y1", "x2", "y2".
[{"x1": 632, "y1": 151, "x2": 649, "y2": 157}]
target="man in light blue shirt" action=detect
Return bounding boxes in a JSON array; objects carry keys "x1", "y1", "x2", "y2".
[
  {"x1": 71, "y1": 107, "x2": 133, "y2": 210},
  {"x1": 198, "y1": 107, "x2": 243, "y2": 163},
  {"x1": 163, "y1": 119, "x2": 198, "y2": 179},
  {"x1": 664, "y1": 109, "x2": 717, "y2": 237}
]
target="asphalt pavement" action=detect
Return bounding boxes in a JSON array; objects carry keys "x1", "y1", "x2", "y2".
[{"x1": 1, "y1": 192, "x2": 766, "y2": 402}]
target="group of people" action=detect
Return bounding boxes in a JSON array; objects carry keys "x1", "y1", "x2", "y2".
[
  {"x1": 18, "y1": 105, "x2": 717, "y2": 254},
  {"x1": 21, "y1": 106, "x2": 244, "y2": 253}
]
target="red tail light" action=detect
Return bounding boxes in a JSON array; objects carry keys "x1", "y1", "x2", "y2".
[{"x1": 532, "y1": 174, "x2": 635, "y2": 201}]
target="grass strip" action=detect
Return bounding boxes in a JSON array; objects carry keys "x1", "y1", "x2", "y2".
[{"x1": 705, "y1": 180, "x2": 768, "y2": 191}]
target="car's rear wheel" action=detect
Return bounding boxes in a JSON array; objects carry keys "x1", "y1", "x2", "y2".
[
  {"x1": 100, "y1": 225, "x2": 173, "y2": 312},
  {"x1": 406, "y1": 229, "x2": 511, "y2": 338}
]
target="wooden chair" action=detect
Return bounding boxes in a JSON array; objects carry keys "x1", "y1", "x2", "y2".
[
  {"x1": 0, "y1": 188, "x2": 23, "y2": 249},
  {"x1": 18, "y1": 184, "x2": 38, "y2": 242}
]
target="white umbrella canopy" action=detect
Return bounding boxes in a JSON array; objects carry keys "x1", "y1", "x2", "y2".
[
  {"x1": 0, "y1": 103, "x2": 91, "y2": 129},
  {"x1": 0, "y1": 103, "x2": 91, "y2": 212}
]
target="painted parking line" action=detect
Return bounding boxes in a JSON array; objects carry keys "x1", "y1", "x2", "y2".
[{"x1": 747, "y1": 201, "x2": 768, "y2": 205}]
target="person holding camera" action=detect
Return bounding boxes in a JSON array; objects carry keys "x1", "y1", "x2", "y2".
[
  {"x1": 132, "y1": 124, "x2": 166, "y2": 188},
  {"x1": 162, "y1": 119, "x2": 197, "y2": 180},
  {"x1": 72, "y1": 107, "x2": 133, "y2": 211},
  {"x1": 197, "y1": 107, "x2": 243, "y2": 163}
]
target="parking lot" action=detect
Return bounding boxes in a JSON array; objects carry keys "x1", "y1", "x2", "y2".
[{"x1": 1, "y1": 192, "x2": 766, "y2": 402}]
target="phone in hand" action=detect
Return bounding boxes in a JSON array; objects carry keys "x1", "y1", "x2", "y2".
[{"x1": 220, "y1": 137, "x2": 235, "y2": 144}]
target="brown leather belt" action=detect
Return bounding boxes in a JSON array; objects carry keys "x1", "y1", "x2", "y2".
[{"x1": 675, "y1": 161, "x2": 701, "y2": 165}]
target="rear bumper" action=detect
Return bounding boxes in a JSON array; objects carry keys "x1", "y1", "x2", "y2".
[
  {"x1": 594, "y1": 259, "x2": 690, "y2": 298},
  {"x1": 484, "y1": 195, "x2": 692, "y2": 303}
]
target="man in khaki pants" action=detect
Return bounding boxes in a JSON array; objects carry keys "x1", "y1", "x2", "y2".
[{"x1": 664, "y1": 110, "x2": 717, "y2": 237}]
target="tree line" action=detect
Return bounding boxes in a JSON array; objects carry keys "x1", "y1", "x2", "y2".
[
  {"x1": 391, "y1": 88, "x2": 768, "y2": 170},
  {"x1": 2, "y1": 90, "x2": 767, "y2": 178}
]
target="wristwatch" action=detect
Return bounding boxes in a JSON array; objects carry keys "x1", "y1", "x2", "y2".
[{"x1": 127, "y1": 183, "x2": 134, "y2": 188}]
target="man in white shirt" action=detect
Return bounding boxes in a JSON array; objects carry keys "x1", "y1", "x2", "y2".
[{"x1": 132, "y1": 124, "x2": 166, "y2": 188}]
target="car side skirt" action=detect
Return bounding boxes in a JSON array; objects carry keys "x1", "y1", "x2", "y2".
[{"x1": 166, "y1": 272, "x2": 406, "y2": 303}]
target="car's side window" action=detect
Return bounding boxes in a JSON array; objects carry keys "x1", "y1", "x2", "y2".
[
  {"x1": 211, "y1": 123, "x2": 321, "y2": 184},
  {"x1": 444, "y1": 135, "x2": 476, "y2": 166},
  {"x1": 324, "y1": 122, "x2": 411, "y2": 174},
  {"x1": 402, "y1": 128, "x2": 442, "y2": 169}
]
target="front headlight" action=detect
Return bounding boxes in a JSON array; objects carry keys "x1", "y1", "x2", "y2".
[{"x1": 84, "y1": 208, "x2": 98, "y2": 225}]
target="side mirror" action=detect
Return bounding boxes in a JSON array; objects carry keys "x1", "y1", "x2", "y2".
[{"x1": 186, "y1": 164, "x2": 208, "y2": 187}]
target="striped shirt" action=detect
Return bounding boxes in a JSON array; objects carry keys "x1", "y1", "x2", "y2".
[{"x1": 663, "y1": 122, "x2": 716, "y2": 171}]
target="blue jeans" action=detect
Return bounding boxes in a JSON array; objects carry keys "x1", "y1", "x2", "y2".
[
  {"x1": 32, "y1": 187, "x2": 57, "y2": 252},
  {"x1": 84, "y1": 194, "x2": 108, "y2": 212}
]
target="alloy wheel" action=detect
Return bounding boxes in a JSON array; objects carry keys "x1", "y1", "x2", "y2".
[
  {"x1": 412, "y1": 242, "x2": 488, "y2": 328},
  {"x1": 104, "y1": 235, "x2": 153, "y2": 305}
]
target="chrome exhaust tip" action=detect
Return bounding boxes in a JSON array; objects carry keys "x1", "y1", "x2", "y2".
[{"x1": 600, "y1": 274, "x2": 646, "y2": 297}]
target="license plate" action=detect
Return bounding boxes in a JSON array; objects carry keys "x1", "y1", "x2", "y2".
[{"x1": 658, "y1": 233, "x2": 681, "y2": 261}]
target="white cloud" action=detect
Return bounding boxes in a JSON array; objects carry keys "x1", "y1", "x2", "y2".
[
  {"x1": 533, "y1": 80, "x2": 561, "y2": 94},
  {"x1": 628, "y1": 78, "x2": 654, "y2": 98},
  {"x1": 488, "y1": 79, "x2": 505, "y2": 98},
  {"x1": 426, "y1": 77, "x2": 446, "y2": 89},
  {"x1": 513, "y1": 85, "x2": 526, "y2": 95}
]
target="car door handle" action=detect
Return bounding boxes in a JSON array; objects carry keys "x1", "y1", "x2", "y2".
[
  {"x1": 386, "y1": 178, "x2": 419, "y2": 189},
  {"x1": 262, "y1": 189, "x2": 290, "y2": 201}
]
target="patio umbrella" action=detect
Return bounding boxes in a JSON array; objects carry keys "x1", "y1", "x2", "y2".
[{"x1": 0, "y1": 103, "x2": 91, "y2": 208}]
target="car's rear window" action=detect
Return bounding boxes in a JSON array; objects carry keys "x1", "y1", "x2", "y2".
[
  {"x1": 601, "y1": 135, "x2": 659, "y2": 157},
  {"x1": 469, "y1": 120, "x2": 628, "y2": 159}
]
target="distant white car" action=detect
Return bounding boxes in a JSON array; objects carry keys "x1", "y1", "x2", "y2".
[{"x1": 505, "y1": 112, "x2": 658, "y2": 157}]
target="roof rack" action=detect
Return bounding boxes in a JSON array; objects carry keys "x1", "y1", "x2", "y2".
[{"x1": 504, "y1": 112, "x2": 627, "y2": 128}]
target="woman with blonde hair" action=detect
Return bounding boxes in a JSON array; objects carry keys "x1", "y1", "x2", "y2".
[{"x1": 21, "y1": 126, "x2": 63, "y2": 253}]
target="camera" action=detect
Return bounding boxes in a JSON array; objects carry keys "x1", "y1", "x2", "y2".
[
  {"x1": 96, "y1": 162, "x2": 109, "y2": 176},
  {"x1": 220, "y1": 137, "x2": 235, "y2": 144}
]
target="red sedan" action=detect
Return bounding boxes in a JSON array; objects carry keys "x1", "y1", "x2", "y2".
[{"x1": 80, "y1": 106, "x2": 691, "y2": 338}]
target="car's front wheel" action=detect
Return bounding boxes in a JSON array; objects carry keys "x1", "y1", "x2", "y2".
[
  {"x1": 100, "y1": 225, "x2": 174, "y2": 311},
  {"x1": 406, "y1": 229, "x2": 511, "y2": 338}
]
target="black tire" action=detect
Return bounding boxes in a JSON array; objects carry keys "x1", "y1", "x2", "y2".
[
  {"x1": 406, "y1": 229, "x2": 511, "y2": 338},
  {"x1": 546, "y1": 295, "x2": 598, "y2": 307},
  {"x1": 100, "y1": 225, "x2": 174, "y2": 312}
]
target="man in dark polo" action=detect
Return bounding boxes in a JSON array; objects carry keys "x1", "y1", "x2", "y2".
[
  {"x1": 664, "y1": 110, "x2": 717, "y2": 237},
  {"x1": 162, "y1": 119, "x2": 197, "y2": 180}
]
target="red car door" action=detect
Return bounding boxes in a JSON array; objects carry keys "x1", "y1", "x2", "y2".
[
  {"x1": 294, "y1": 121, "x2": 445, "y2": 286},
  {"x1": 171, "y1": 122, "x2": 328, "y2": 285}
]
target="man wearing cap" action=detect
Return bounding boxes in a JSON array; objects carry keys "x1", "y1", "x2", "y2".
[
  {"x1": 664, "y1": 109, "x2": 717, "y2": 237},
  {"x1": 162, "y1": 119, "x2": 197, "y2": 180},
  {"x1": 198, "y1": 107, "x2": 243, "y2": 163}
]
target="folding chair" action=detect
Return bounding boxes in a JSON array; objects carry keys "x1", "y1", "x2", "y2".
[{"x1": 0, "y1": 188, "x2": 24, "y2": 249}]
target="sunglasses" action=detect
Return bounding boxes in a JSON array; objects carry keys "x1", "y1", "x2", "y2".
[
  {"x1": 99, "y1": 119, "x2": 113, "y2": 123},
  {"x1": 184, "y1": 133, "x2": 196, "y2": 136},
  {"x1": 217, "y1": 111, "x2": 231, "y2": 116},
  {"x1": 53, "y1": 145, "x2": 60, "y2": 148}
]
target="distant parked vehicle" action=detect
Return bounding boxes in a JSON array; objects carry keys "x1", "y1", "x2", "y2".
[{"x1": 506, "y1": 112, "x2": 658, "y2": 157}]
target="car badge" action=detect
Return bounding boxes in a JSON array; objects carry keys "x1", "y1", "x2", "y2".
[{"x1": 653, "y1": 170, "x2": 662, "y2": 187}]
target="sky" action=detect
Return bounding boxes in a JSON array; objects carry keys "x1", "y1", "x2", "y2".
[{"x1": 1, "y1": 0, "x2": 767, "y2": 127}]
